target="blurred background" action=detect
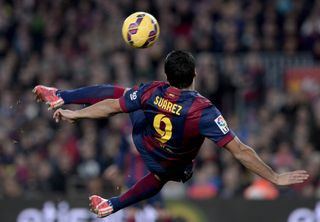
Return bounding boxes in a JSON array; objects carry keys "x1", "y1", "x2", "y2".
[{"x1": 0, "y1": 0, "x2": 320, "y2": 221}]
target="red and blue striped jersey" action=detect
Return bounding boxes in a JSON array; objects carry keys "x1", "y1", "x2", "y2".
[{"x1": 119, "y1": 81, "x2": 235, "y2": 176}]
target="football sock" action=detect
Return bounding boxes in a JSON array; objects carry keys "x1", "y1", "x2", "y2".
[
  {"x1": 57, "y1": 84, "x2": 126, "y2": 105},
  {"x1": 109, "y1": 173, "x2": 165, "y2": 212}
]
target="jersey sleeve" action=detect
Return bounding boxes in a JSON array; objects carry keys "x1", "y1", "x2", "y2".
[
  {"x1": 119, "y1": 81, "x2": 163, "y2": 113},
  {"x1": 199, "y1": 106, "x2": 235, "y2": 147},
  {"x1": 119, "y1": 86, "x2": 141, "y2": 113}
]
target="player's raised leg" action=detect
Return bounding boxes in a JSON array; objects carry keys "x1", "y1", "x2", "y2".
[
  {"x1": 89, "y1": 173, "x2": 166, "y2": 218},
  {"x1": 33, "y1": 84, "x2": 128, "y2": 109}
]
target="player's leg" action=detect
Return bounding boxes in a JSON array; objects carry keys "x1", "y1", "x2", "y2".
[
  {"x1": 90, "y1": 172, "x2": 167, "y2": 218},
  {"x1": 33, "y1": 84, "x2": 128, "y2": 109},
  {"x1": 57, "y1": 85, "x2": 127, "y2": 105}
]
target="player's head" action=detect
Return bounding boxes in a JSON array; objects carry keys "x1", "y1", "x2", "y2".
[{"x1": 164, "y1": 50, "x2": 196, "y2": 89}]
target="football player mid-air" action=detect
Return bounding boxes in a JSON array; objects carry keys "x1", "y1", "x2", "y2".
[{"x1": 33, "y1": 50, "x2": 309, "y2": 218}]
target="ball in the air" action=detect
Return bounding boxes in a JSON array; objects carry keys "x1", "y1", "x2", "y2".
[{"x1": 122, "y1": 12, "x2": 160, "y2": 48}]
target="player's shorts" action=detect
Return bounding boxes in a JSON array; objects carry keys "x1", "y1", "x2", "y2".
[
  {"x1": 155, "y1": 161, "x2": 194, "y2": 183},
  {"x1": 129, "y1": 110, "x2": 194, "y2": 183}
]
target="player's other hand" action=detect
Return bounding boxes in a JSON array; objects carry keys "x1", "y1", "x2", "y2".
[
  {"x1": 53, "y1": 108, "x2": 78, "y2": 123},
  {"x1": 275, "y1": 170, "x2": 309, "y2": 186}
]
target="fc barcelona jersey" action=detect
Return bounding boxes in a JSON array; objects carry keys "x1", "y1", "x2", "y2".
[{"x1": 119, "y1": 81, "x2": 234, "y2": 175}]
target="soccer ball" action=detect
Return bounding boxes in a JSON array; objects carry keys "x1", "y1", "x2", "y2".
[{"x1": 122, "y1": 12, "x2": 160, "y2": 48}]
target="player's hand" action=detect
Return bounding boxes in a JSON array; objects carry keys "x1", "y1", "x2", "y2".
[
  {"x1": 103, "y1": 165, "x2": 124, "y2": 188},
  {"x1": 104, "y1": 165, "x2": 120, "y2": 180},
  {"x1": 275, "y1": 170, "x2": 309, "y2": 186},
  {"x1": 53, "y1": 108, "x2": 78, "y2": 123}
]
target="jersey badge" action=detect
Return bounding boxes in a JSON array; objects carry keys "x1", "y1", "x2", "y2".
[{"x1": 214, "y1": 115, "x2": 229, "y2": 134}]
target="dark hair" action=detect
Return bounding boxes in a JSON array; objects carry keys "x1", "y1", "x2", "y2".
[{"x1": 164, "y1": 50, "x2": 195, "y2": 89}]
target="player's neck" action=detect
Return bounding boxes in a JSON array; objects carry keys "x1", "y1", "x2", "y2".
[
  {"x1": 169, "y1": 79, "x2": 195, "y2": 91},
  {"x1": 181, "y1": 80, "x2": 195, "y2": 91},
  {"x1": 180, "y1": 85, "x2": 194, "y2": 91}
]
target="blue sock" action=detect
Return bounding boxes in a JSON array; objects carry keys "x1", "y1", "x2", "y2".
[
  {"x1": 109, "y1": 173, "x2": 165, "y2": 212},
  {"x1": 57, "y1": 84, "x2": 126, "y2": 105}
]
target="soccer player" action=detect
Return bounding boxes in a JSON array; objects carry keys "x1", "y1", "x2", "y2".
[{"x1": 33, "y1": 50, "x2": 309, "y2": 218}]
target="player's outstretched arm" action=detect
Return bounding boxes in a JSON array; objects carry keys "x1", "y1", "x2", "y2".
[
  {"x1": 33, "y1": 85, "x2": 128, "y2": 110},
  {"x1": 53, "y1": 99, "x2": 122, "y2": 123},
  {"x1": 224, "y1": 137, "x2": 309, "y2": 186}
]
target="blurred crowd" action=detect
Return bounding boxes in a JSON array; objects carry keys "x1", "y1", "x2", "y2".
[{"x1": 0, "y1": 0, "x2": 320, "y2": 205}]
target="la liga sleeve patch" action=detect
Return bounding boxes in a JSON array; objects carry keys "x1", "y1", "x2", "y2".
[{"x1": 214, "y1": 115, "x2": 229, "y2": 134}]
